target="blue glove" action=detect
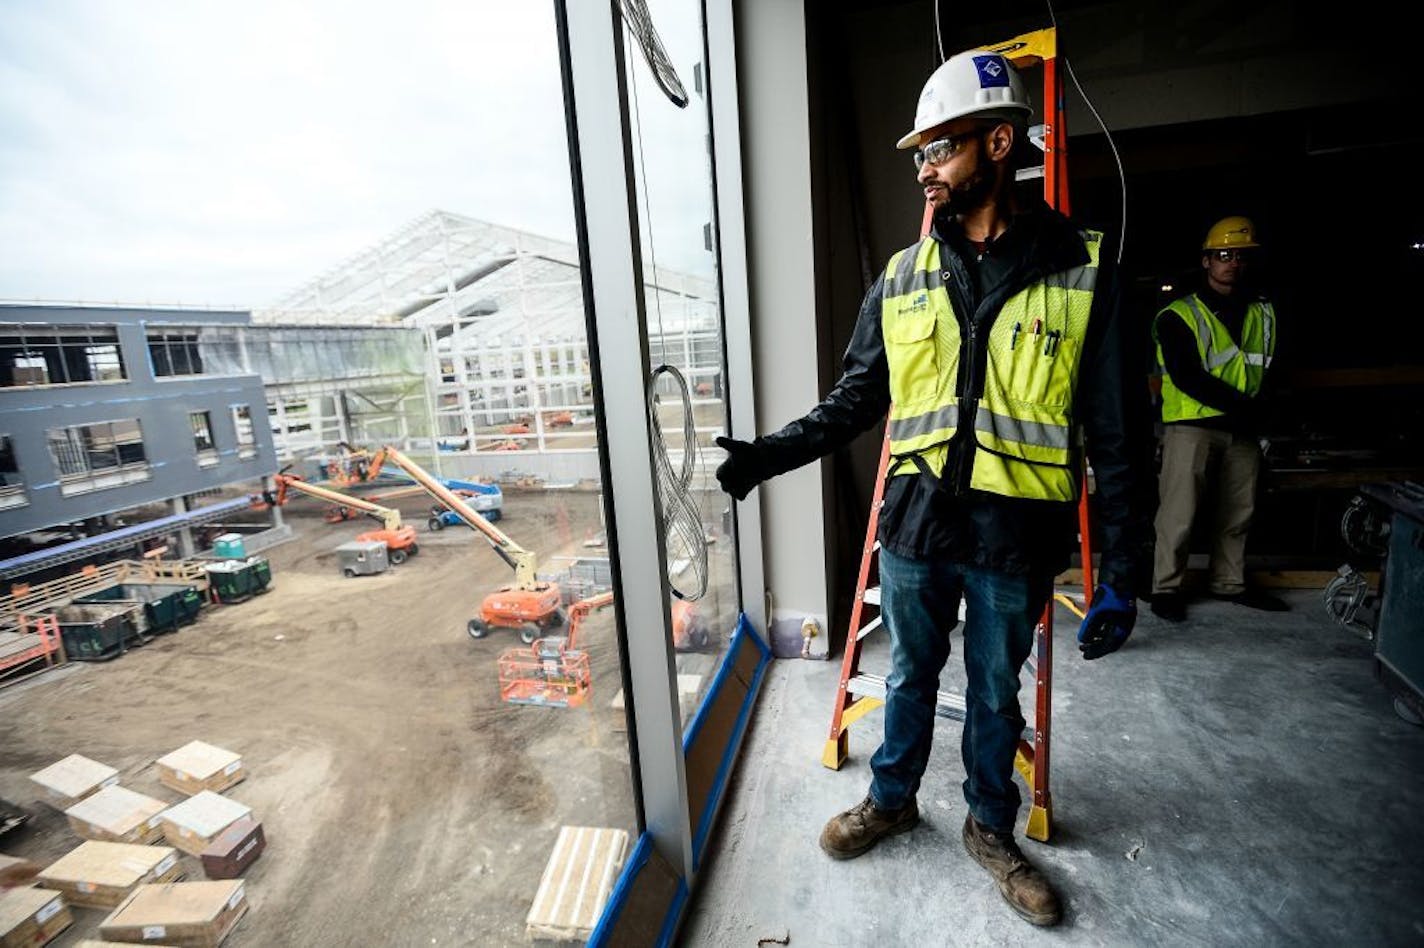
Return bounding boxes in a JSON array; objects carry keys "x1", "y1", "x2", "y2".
[{"x1": 1077, "y1": 585, "x2": 1136, "y2": 660}]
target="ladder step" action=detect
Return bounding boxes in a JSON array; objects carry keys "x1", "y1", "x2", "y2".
[
  {"x1": 847, "y1": 674, "x2": 1035, "y2": 741},
  {"x1": 848, "y1": 673, "x2": 965, "y2": 721},
  {"x1": 1015, "y1": 165, "x2": 1045, "y2": 181},
  {"x1": 862, "y1": 586, "x2": 880, "y2": 606},
  {"x1": 855, "y1": 615, "x2": 883, "y2": 642}
]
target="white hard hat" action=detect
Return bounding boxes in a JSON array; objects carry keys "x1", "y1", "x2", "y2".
[{"x1": 895, "y1": 50, "x2": 1033, "y2": 150}]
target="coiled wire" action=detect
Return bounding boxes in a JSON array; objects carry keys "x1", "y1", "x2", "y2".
[{"x1": 647, "y1": 363, "x2": 707, "y2": 601}]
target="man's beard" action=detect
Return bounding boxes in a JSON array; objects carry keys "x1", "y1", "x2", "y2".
[{"x1": 943, "y1": 165, "x2": 995, "y2": 216}]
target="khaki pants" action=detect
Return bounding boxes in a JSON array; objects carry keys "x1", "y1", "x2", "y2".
[{"x1": 1152, "y1": 425, "x2": 1261, "y2": 596}]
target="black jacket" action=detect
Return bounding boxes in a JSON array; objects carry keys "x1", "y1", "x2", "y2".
[{"x1": 750, "y1": 201, "x2": 1148, "y2": 593}]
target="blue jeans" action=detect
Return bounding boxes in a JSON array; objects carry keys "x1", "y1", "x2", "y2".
[{"x1": 869, "y1": 548, "x2": 1051, "y2": 835}]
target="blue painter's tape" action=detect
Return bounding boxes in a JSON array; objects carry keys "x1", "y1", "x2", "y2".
[{"x1": 973, "y1": 54, "x2": 1010, "y2": 88}]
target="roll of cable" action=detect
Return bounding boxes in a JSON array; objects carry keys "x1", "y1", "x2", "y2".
[{"x1": 647, "y1": 363, "x2": 708, "y2": 601}]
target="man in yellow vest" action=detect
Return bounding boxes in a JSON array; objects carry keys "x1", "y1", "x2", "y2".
[
  {"x1": 714, "y1": 48, "x2": 1147, "y2": 927},
  {"x1": 1149, "y1": 217, "x2": 1286, "y2": 621}
]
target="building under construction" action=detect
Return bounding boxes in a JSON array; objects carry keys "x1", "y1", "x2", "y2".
[{"x1": 258, "y1": 210, "x2": 724, "y2": 485}]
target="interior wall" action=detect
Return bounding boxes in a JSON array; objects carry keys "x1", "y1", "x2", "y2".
[{"x1": 734, "y1": 0, "x2": 833, "y2": 656}]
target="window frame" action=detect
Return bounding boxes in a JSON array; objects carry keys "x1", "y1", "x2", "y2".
[
  {"x1": 0, "y1": 324, "x2": 128, "y2": 388},
  {"x1": 45, "y1": 417, "x2": 151, "y2": 495},
  {"x1": 231, "y1": 404, "x2": 257, "y2": 459},
  {"x1": 190, "y1": 410, "x2": 219, "y2": 467}
]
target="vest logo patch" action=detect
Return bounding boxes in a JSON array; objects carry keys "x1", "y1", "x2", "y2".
[{"x1": 899, "y1": 291, "x2": 929, "y2": 314}]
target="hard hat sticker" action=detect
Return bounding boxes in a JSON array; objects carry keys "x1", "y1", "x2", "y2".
[{"x1": 972, "y1": 55, "x2": 1010, "y2": 88}]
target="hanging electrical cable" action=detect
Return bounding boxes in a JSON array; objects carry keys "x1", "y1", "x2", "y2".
[
  {"x1": 648, "y1": 363, "x2": 710, "y2": 601},
  {"x1": 933, "y1": 0, "x2": 946, "y2": 63},
  {"x1": 618, "y1": 0, "x2": 689, "y2": 108},
  {"x1": 1044, "y1": 0, "x2": 1128, "y2": 264},
  {"x1": 624, "y1": 23, "x2": 709, "y2": 602}
]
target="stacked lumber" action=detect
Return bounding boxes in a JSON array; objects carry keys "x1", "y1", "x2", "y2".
[
  {"x1": 37, "y1": 841, "x2": 182, "y2": 909},
  {"x1": 154, "y1": 743, "x2": 244, "y2": 797},
  {"x1": 157, "y1": 793, "x2": 252, "y2": 857},
  {"x1": 0, "y1": 886, "x2": 71, "y2": 946},
  {"x1": 99, "y1": 881, "x2": 247, "y2": 948},
  {"x1": 29, "y1": 755, "x2": 119, "y2": 810},
  {"x1": 66, "y1": 787, "x2": 168, "y2": 845}
]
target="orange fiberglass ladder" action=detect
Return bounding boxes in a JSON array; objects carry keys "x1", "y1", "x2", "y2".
[{"x1": 820, "y1": 27, "x2": 1092, "y2": 843}]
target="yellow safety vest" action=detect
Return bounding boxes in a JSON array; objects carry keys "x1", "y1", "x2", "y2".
[
  {"x1": 1155, "y1": 294, "x2": 1275, "y2": 423},
  {"x1": 881, "y1": 231, "x2": 1101, "y2": 503}
]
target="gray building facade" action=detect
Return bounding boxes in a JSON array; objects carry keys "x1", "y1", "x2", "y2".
[{"x1": 0, "y1": 304, "x2": 277, "y2": 539}]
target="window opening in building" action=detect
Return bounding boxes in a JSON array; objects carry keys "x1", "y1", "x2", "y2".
[
  {"x1": 190, "y1": 411, "x2": 218, "y2": 467},
  {"x1": 232, "y1": 404, "x2": 256, "y2": 459},
  {"x1": 45, "y1": 419, "x2": 150, "y2": 495},
  {"x1": 147, "y1": 327, "x2": 205, "y2": 377},
  {"x1": 0, "y1": 435, "x2": 25, "y2": 510},
  {"x1": 0, "y1": 325, "x2": 127, "y2": 386}
]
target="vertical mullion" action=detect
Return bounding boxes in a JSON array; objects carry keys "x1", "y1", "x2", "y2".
[{"x1": 557, "y1": 0, "x2": 693, "y2": 880}]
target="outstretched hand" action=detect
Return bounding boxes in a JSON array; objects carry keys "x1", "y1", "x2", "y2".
[{"x1": 715, "y1": 435, "x2": 768, "y2": 501}]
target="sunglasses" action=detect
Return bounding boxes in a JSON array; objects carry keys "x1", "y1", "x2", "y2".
[
  {"x1": 913, "y1": 129, "x2": 984, "y2": 169},
  {"x1": 1209, "y1": 249, "x2": 1253, "y2": 263}
]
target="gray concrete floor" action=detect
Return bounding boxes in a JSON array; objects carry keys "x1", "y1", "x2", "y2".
[{"x1": 681, "y1": 589, "x2": 1424, "y2": 946}]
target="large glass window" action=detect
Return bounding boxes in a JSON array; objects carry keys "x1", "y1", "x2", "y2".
[
  {"x1": 621, "y1": 0, "x2": 741, "y2": 731},
  {"x1": 45, "y1": 419, "x2": 149, "y2": 494},
  {"x1": 0, "y1": 325, "x2": 126, "y2": 386},
  {"x1": 0, "y1": 3, "x2": 721, "y2": 943}
]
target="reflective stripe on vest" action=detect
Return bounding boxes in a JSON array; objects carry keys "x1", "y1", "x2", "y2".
[
  {"x1": 1156, "y1": 295, "x2": 1276, "y2": 423},
  {"x1": 881, "y1": 230, "x2": 1101, "y2": 502}
]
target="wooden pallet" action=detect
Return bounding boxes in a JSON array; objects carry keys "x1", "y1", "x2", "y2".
[{"x1": 526, "y1": 826, "x2": 629, "y2": 942}]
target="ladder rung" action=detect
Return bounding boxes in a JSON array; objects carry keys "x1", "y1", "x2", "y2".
[
  {"x1": 855, "y1": 615, "x2": 882, "y2": 642},
  {"x1": 1015, "y1": 165, "x2": 1045, "y2": 181},
  {"x1": 848, "y1": 674, "x2": 965, "y2": 720},
  {"x1": 847, "y1": 674, "x2": 1035, "y2": 741},
  {"x1": 862, "y1": 586, "x2": 880, "y2": 606}
]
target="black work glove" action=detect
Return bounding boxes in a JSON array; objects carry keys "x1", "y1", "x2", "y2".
[
  {"x1": 715, "y1": 435, "x2": 770, "y2": 501},
  {"x1": 1076, "y1": 584, "x2": 1137, "y2": 660}
]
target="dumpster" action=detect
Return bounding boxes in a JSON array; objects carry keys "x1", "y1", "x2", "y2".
[
  {"x1": 48, "y1": 603, "x2": 141, "y2": 661},
  {"x1": 248, "y1": 556, "x2": 272, "y2": 593},
  {"x1": 205, "y1": 560, "x2": 254, "y2": 603},
  {"x1": 336, "y1": 540, "x2": 388, "y2": 577},
  {"x1": 212, "y1": 533, "x2": 247, "y2": 559},
  {"x1": 75, "y1": 583, "x2": 203, "y2": 633}
]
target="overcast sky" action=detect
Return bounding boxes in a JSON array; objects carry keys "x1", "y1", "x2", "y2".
[{"x1": 0, "y1": 0, "x2": 713, "y2": 308}]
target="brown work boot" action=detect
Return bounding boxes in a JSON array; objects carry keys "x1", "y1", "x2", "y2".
[
  {"x1": 819, "y1": 794, "x2": 919, "y2": 860},
  {"x1": 962, "y1": 814, "x2": 1063, "y2": 926}
]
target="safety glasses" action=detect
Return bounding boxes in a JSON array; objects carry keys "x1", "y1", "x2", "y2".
[
  {"x1": 1210, "y1": 249, "x2": 1253, "y2": 263},
  {"x1": 912, "y1": 129, "x2": 983, "y2": 169}
]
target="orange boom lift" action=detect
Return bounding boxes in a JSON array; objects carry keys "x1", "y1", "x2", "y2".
[{"x1": 377, "y1": 446, "x2": 566, "y2": 643}]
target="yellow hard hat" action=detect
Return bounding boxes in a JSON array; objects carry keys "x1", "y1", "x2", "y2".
[{"x1": 1202, "y1": 216, "x2": 1260, "y2": 251}]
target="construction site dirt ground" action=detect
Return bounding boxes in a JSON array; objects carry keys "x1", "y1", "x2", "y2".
[{"x1": 0, "y1": 489, "x2": 738, "y2": 946}]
